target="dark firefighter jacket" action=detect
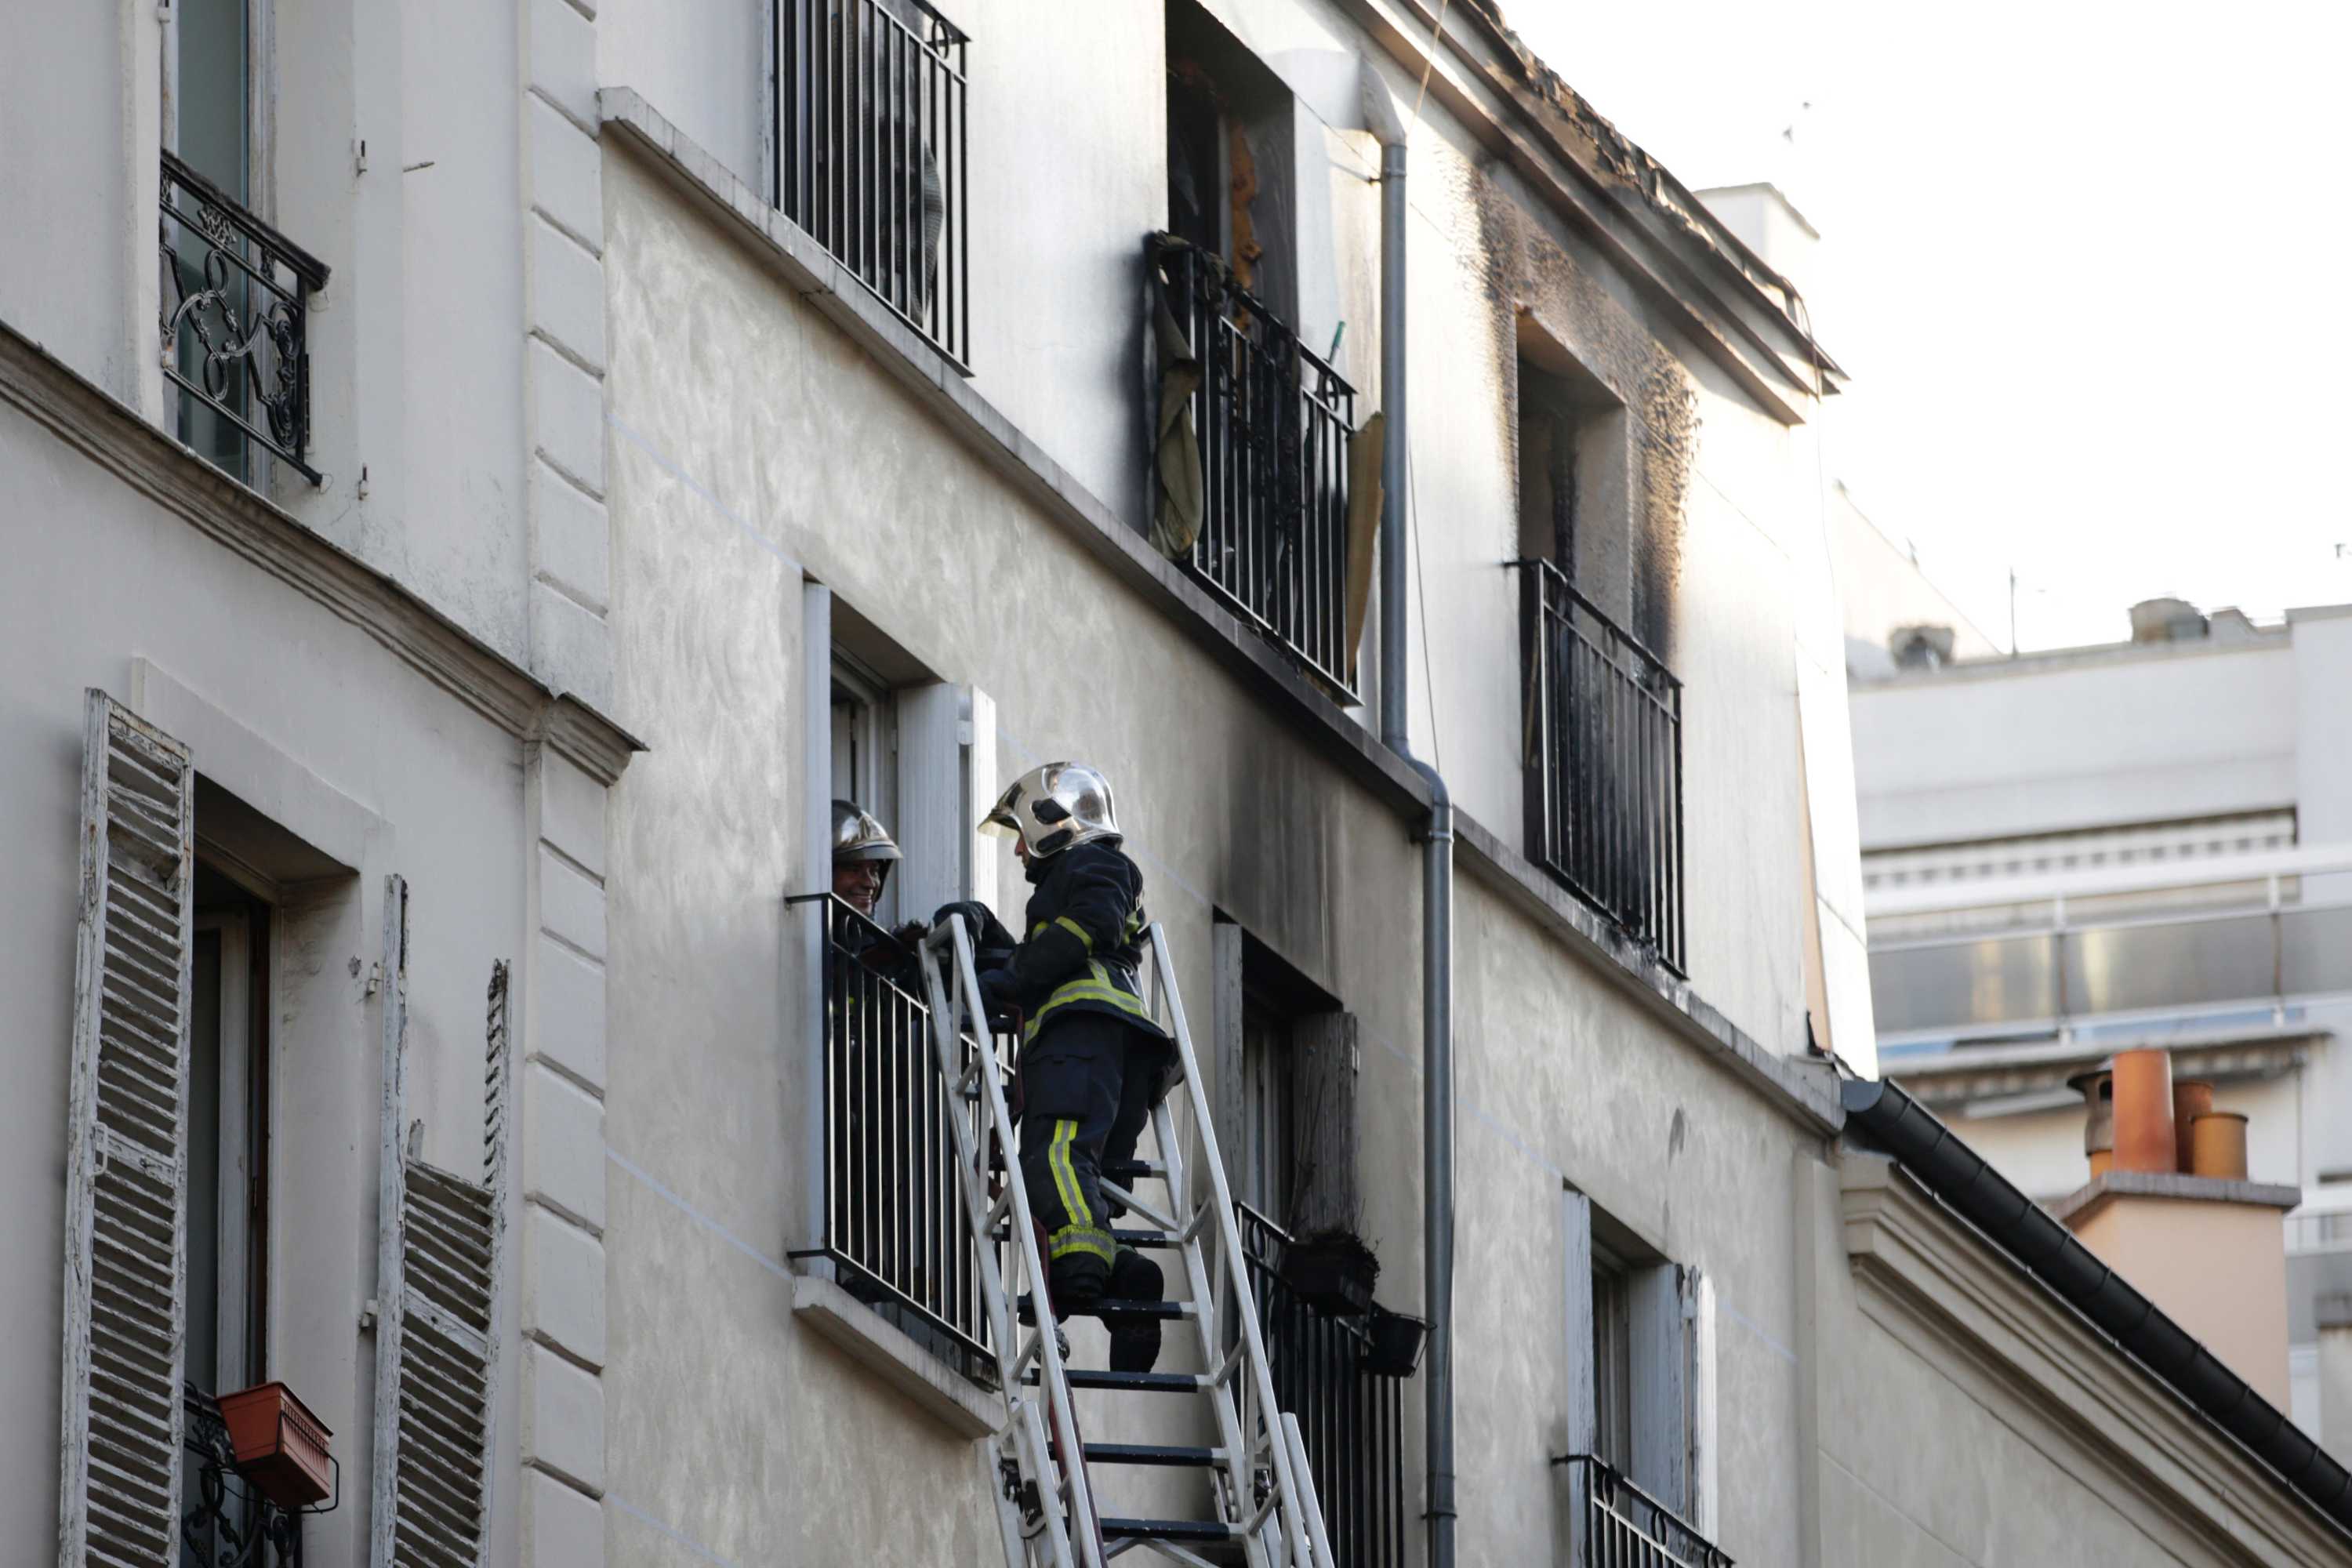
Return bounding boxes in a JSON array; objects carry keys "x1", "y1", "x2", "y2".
[{"x1": 935, "y1": 839, "x2": 1169, "y2": 1046}]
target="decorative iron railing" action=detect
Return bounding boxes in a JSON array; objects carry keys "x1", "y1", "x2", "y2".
[
  {"x1": 789, "y1": 895, "x2": 1009, "y2": 1372},
  {"x1": 776, "y1": 0, "x2": 970, "y2": 366},
  {"x1": 1152, "y1": 235, "x2": 1361, "y2": 698},
  {"x1": 1237, "y1": 1204, "x2": 1409, "y2": 1568},
  {"x1": 182, "y1": 1385, "x2": 304, "y2": 1567},
  {"x1": 158, "y1": 153, "x2": 329, "y2": 484},
  {"x1": 1552, "y1": 1454, "x2": 1731, "y2": 1568},
  {"x1": 1513, "y1": 559, "x2": 1686, "y2": 975}
]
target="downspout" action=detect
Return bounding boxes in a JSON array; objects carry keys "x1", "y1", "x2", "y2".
[{"x1": 1367, "y1": 74, "x2": 1456, "y2": 1568}]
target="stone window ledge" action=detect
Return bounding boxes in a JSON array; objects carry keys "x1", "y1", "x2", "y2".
[{"x1": 789, "y1": 1268, "x2": 1000, "y2": 1439}]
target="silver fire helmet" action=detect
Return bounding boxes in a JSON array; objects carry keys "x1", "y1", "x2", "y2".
[
  {"x1": 982, "y1": 762, "x2": 1120, "y2": 858},
  {"x1": 832, "y1": 799, "x2": 902, "y2": 873}
]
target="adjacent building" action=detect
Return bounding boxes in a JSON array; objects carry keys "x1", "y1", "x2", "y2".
[
  {"x1": 1846, "y1": 586, "x2": 2352, "y2": 1450},
  {"x1": 6, "y1": 2, "x2": 2350, "y2": 1566}
]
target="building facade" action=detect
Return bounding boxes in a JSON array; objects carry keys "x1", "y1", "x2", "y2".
[
  {"x1": 1846, "y1": 591, "x2": 2352, "y2": 1449},
  {"x1": 5, "y1": 0, "x2": 2349, "y2": 1565}
]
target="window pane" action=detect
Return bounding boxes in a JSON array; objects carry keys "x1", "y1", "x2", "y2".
[
  {"x1": 187, "y1": 931, "x2": 223, "y2": 1395},
  {"x1": 1592, "y1": 1261, "x2": 1632, "y2": 1469},
  {"x1": 177, "y1": 0, "x2": 249, "y2": 201}
]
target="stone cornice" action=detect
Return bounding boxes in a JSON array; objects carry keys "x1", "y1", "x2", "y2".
[
  {"x1": 0, "y1": 321, "x2": 643, "y2": 786},
  {"x1": 1840, "y1": 1152, "x2": 2350, "y2": 1566},
  {"x1": 1331, "y1": 0, "x2": 1828, "y2": 423}
]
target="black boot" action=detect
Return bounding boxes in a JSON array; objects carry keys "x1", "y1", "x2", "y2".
[{"x1": 1105, "y1": 1250, "x2": 1165, "y2": 1373}]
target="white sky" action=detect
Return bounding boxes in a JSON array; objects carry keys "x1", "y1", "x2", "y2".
[{"x1": 1508, "y1": 0, "x2": 2352, "y2": 650}]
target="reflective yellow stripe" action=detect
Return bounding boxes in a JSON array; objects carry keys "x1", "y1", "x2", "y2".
[
  {"x1": 1054, "y1": 915, "x2": 1094, "y2": 949},
  {"x1": 1049, "y1": 1225, "x2": 1116, "y2": 1261},
  {"x1": 1047, "y1": 1119, "x2": 1091, "y2": 1234}
]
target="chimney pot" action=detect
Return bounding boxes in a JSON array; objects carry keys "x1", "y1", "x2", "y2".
[
  {"x1": 2190, "y1": 1111, "x2": 2250, "y2": 1180},
  {"x1": 2172, "y1": 1079, "x2": 2214, "y2": 1173},
  {"x1": 2111, "y1": 1048, "x2": 2177, "y2": 1174}
]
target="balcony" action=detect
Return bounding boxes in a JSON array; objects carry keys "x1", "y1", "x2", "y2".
[
  {"x1": 775, "y1": 0, "x2": 970, "y2": 366},
  {"x1": 182, "y1": 1385, "x2": 307, "y2": 1566},
  {"x1": 1513, "y1": 560, "x2": 1686, "y2": 974},
  {"x1": 1553, "y1": 1454, "x2": 1730, "y2": 1567},
  {"x1": 789, "y1": 895, "x2": 1007, "y2": 1375},
  {"x1": 1150, "y1": 234, "x2": 1363, "y2": 699},
  {"x1": 1238, "y1": 1204, "x2": 1410, "y2": 1568},
  {"x1": 1866, "y1": 844, "x2": 2352, "y2": 1044},
  {"x1": 158, "y1": 152, "x2": 329, "y2": 485}
]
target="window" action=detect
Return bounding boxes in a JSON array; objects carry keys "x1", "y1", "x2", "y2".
[
  {"x1": 1590, "y1": 1240, "x2": 1635, "y2": 1473},
  {"x1": 1240, "y1": 995, "x2": 1295, "y2": 1222},
  {"x1": 1164, "y1": 0, "x2": 1294, "y2": 315},
  {"x1": 831, "y1": 652, "x2": 900, "y2": 927},
  {"x1": 159, "y1": 0, "x2": 325, "y2": 482},
  {"x1": 1514, "y1": 335, "x2": 1686, "y2": 970},
  {"x1": 773, "y1": 0, "x2": 971, "y2": 361},
  {"x1": 1563, "y1": 1190, "x2": 1706, "y2": 1525},
  {"x1": 1214, "y1": 920, "x2": 1357, "y2": 1236},
  {"x1": 187, "y1": 878, "x2": 270, "y2": 1401}
]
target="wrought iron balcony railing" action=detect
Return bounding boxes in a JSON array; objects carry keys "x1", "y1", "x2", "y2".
[
  {"x1": 182, "y1": 1385, "x2": 306, "y2": 1567},
  {"x1": 776, "y1": 0, "x2": 970, "y2": 366},
  {"x1": 1152, "y1": 235, "x2": 1362, "y2": 699},
  {"x1": 789, "y1": 895, "x2": 1008, "y2": 1373},
  {"x1": 1513, "y1": 559, "x2": 1686, "y2": 975},
  {"x1": 159, "y1": 153, "x2": 329, "y2": 484},
  {"x1": 1553, "y1": 1454, "x2": 1731, "y2": 1568},
  {"x1": 1238, "y1": 1204, "x2": 1409, "y2": 1568}
]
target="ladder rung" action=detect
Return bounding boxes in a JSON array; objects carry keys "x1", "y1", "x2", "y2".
[
  {"x1": 1083, "y1": 1443, "x2": 1219, "y2": 1468},
  {"x1": 1102, "y1": 1518, "x2": 1241, "y2": 1544},
  {"x1": 1025, "y1": 1367, "x2": 1204, "y2": 1393},
  {"x1": 1112, "y1": 1227, "x2": 1174, "y2": 1248},
  {"x1": 1017, "y1": 1295, "x2": 1191, "y2": 1323},
  {"x1": 990, "y1": 1225, "x2": 1175, "y2": 1250}
]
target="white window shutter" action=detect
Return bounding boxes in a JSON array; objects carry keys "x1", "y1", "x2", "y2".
[
  {"x1": 369, "y1": 881, "x2": 510, "y2": 1568},
  {"x1": 58, "y1": 688, "x2": 197, "y2": 1568}
]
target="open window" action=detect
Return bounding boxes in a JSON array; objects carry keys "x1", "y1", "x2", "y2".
[
  {"x1": 1560, "y1": 1189, "x2": 1720, "y2": 1563},
  {"x1": 160, "y1": 0, "x2": 327, "y2": 483},
  {"x1": 795, "y1": 590, "x2": 1007, "y2": 1403},
  {"x1": 1514, "y1": 325, "x2": 1686, "y2": 971}
]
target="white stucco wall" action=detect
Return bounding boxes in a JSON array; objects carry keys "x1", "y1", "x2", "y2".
[
  {"x1": 0, "y1": 394, "x2": 538, "y2": 1565},
  {"x1": 1850, "y1": 640, "x2": 2297, "y2": 848}
]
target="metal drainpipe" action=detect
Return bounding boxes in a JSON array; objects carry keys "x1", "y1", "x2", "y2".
[{"x1": 1374, "y1": 117, "x2": 1457, "y2": 1568}]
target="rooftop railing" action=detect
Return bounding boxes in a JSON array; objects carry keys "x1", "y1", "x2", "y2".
[
  {"x1": 1553, "y1": 1454, "x2": 1731, "y2": 1568},
  {"x1": 1237, "y1": 1203, "x2": 1409, "y2": 1568},
  {"x1": 1866, "y1": 844, "x2": 2352, "y2": 1041},
  {"x1": 159, "y1": 152, "x2": 329, "y2": 484},
  {"x1": 789, "y1": 895, "x2": 1008, "y2": 1373},
  {"x1": 776, "y1": 0, "x2": 970, "y2": 366},
  {"x1": 1151, "y1": 235, "x2": 1362, "y2": 698},
  {"x1": 1513, "y1": 559, "x2": 1686, "y2": 973}
]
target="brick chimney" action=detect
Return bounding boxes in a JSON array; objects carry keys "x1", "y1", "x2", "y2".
[{"x1": 2056, "y1": 1048, "x2": 2299, "y2": 1406}]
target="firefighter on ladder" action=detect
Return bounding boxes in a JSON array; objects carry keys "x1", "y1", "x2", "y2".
[{"x1": 934, "y1": 762, "x2": 1173, "y2": 1372}]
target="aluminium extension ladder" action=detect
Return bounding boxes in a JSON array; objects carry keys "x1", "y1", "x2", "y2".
[{"x1": 919, "y1": 916, "x2": 1339, "y2": 1568}]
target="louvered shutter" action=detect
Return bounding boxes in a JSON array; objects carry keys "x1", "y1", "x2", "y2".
[
  {"x1": 58, "y1": 689, "x2": 197, "y2": 1567},
  {"x1": 368, "y1": 883, "x2": 510, "y2": 1568}
]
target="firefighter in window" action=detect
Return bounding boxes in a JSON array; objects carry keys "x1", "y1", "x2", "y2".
[
  {"x1": 828, "y1": 800, "x2": 932, "y2": 1322},
  {"x1": 932, "y1": 762, "x2": 1173, "y2": 1372}
]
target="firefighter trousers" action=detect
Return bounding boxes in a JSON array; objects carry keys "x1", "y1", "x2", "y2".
[{"x1": 1017, "y1": 1012, "x2": 1174, "y2": 1305}]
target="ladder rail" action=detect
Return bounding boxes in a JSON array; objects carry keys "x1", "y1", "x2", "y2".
[
  {"x1": 1145, "y1": 923, "x2": 1334, "y2": 1568},
  {"x1": 920, "y1": 916, "x2": 1105, "y2": 1566}
]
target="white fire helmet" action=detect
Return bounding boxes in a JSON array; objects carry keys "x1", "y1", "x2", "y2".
[{"x1": 982, "y1": 762, "x2": 1120, "y2": 859}]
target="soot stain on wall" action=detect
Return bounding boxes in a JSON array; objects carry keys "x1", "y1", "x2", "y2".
[{"x1": 1468, "y1": 154, "x2": 1696, "y2": 662}]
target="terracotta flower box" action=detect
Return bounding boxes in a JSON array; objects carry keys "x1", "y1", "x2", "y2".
[{"x1": 215, "y1": 1381, "x2": 333, "y2": 1510}]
